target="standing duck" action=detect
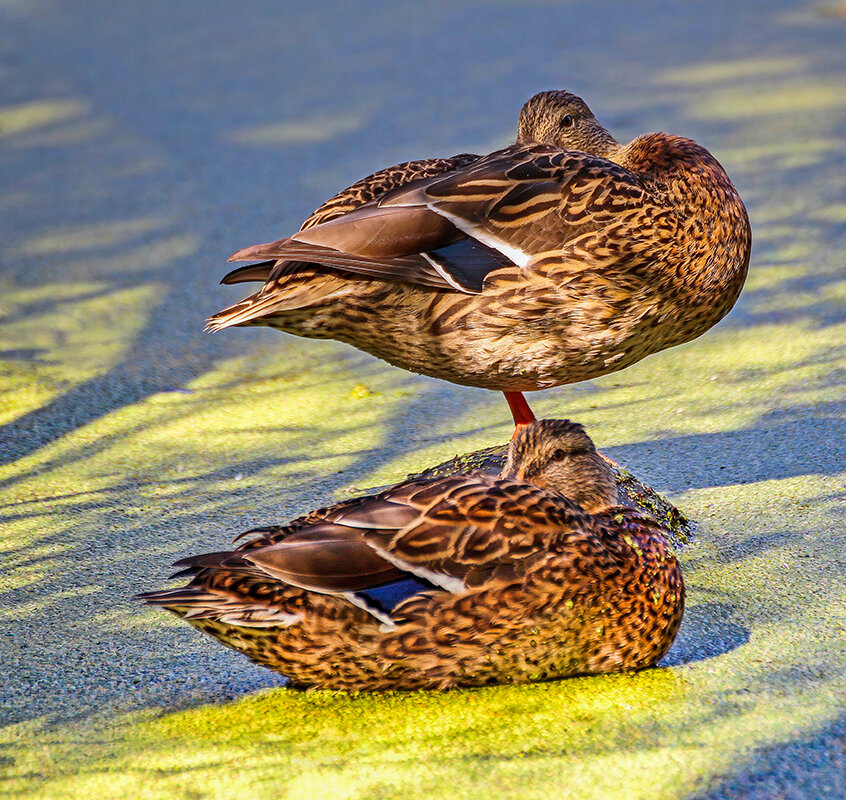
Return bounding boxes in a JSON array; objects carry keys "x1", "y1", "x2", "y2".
[
  {"x1": 138, "y1": 420, "x2": 684, "y2": 691},
  {"x1": 208, "y1": 90, "x2": 751, "y2": 427}
]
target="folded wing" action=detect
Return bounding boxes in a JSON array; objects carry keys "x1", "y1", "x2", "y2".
[
  {"x1": 217, "y1": 143, "x2": 651, "y2": 307},
  {"x1": 139, "y1": 475, "x2": 586, "y2": 626}
]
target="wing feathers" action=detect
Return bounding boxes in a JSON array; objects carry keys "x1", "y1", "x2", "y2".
[
  {"x1": 253, "y1": 243, "x2": 454, "y2": 289},
  {"x1": 298, "y1": 153, "x2": 481, "y2": 230},
  {"x1": 213, "y1": 143, "x2": 649, "y2": 324},
  {"x1": 220, "y1": 261, "x2": 277, "y2": 285},
  {"x1": 290, "y1": 204, "x2": 461, "y2": 259},
  {"x1": 326, "y1": 498, "x2": 421, "y2": 530},
  {"x1": 243, "y1": 529, "x2": 406, "y2": 592},
  {"x1": 142, "y1": 475, "x2": 594, "y2": 630},
  {"x1": 422, "y1": 239, "x2": 514, "y2": 292}
]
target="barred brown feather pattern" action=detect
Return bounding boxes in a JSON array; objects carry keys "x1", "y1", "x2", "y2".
[
  {"x1": 300, "y1": 153, "x2": 481, "y2": 230},
  {"x1": 139, "y1": 420, "x2": 685, "y2": 691},
  {"x1": 209, "y1": 91, "x2": 749, "y2": 393}
]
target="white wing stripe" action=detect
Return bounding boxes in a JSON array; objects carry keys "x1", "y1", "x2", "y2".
[
  {"x1": 420, "y1": 253, "x2": 473, "y2": 292},
  {"x1": 429, "y1": 206, "x2": 531, "y2": 267},
  {"x1": 342, "y1": 592, "x2": 398, "y2": 629},
  {"x1": 369, "y1": 544, "x2": 466, "y2": 594}
]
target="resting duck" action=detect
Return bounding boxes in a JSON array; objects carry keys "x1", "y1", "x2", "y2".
[
  {"x1": 208, "y1": 90, "x2": 751, "y2": 427},
  {"x1": 139, "y1": 420, "x2": 684, "y2": 691}
]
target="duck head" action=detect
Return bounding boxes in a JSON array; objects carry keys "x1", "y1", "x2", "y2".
[
  {"x1": 517, "y1": 90, "x2": 620, "y2": 159},
  {"x1": 502, "y1": 419, "x2": 618, "y2": 513}
]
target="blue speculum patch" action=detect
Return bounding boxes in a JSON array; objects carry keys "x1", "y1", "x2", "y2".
[{"x1": 356, "y1": 576, "x2": 436, "y2": 614}]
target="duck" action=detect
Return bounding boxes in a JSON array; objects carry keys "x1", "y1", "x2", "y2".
[
  {"x1": 138, "y1": 419, "x2": 684, "y2": 691},
  {"x1": 207, "y1": 90, "x2": 751, "y2": 428}
]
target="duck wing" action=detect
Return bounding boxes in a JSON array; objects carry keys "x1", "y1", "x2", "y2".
[
  {"x1": 376, "y1": 142, "x2": 655, "y2": 270},
  {"x1": 139, "y1": 475, "x2": 590, "y2": 628},
  {"x1": 219, "y1": 153, "x2": 481, "y2": 288},
  {"x1": 300, "y1": 153, "x2": 482, "y2": 231},
  {"x1": 137, "y1": 525, "x2": 411, "y2": 628},
  {"x1": 239, "y1": 475, "x2": 587, "y2": 609},
  {"x1": 222, "y1": 143, "x2": 653, "y2": 296}
]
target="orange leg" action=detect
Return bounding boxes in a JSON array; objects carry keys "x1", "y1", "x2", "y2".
[{"x1": 504, "y1": 391, "x2": 536, "y2": 432}]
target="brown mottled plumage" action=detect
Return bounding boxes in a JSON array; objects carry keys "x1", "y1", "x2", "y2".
[
  {"x1": 139, "y1": 420, "x2": 684, "y2": 691},
  {"x1": 208, "y1": 90, "x2": 750, "y2": 424}
]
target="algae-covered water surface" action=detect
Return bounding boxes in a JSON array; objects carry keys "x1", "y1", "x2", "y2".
[{"x1": 1, "y1": 1, "x2": 844, "y2": 798}]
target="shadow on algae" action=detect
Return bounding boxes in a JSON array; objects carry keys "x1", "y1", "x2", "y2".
[{"x1": 0, "y1": 21, "x2": 844, "y2": 800}]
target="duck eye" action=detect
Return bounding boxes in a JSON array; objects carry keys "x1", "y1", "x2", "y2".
[
  {"x1": 561, "y1": 114, "x2": 574, "y2": 128},
  {"x1": 552, "y1": 448, "x2": 568, "y2": 461}
]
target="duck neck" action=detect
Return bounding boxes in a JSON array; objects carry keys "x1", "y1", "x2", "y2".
[{"x1": 588, "y1": 129, "x2": 622, "y2": 161}]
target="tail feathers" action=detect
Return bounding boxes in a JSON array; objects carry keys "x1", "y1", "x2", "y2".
[
  {"x1": 136, "y1": 586, "x2": 210, "y2": 607},
  {"x1": 205, "y1": 289, "x2": 292, "y2": 332},
  {"x1": 205, "y1": 294, "x2": 266, "y2": 332},
  {"x1": 205, "y1": 279, "x2": 343, "y2": 332},
  {"x1": 136, "y1": 586, "x2": 303, "y2": 628}
]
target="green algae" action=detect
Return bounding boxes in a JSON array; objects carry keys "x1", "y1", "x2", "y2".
[
  {"x1": 0, "y1": 281, "x2": 162, "y2": 426},
  {"x1": 1, "y1": 285, "x2": 843, "y2": 798},
  {"x1": 229, "y1": 110, "x2": 370, "y2": 145},
  {"x1": 0, "y1": 99, "x2": 87, "y2": 138},
  {"x1": 1, "y1": 11, "x2": 845, "y2": 800},
  {"x1": 657, "y1": 57, "x2": 807, "y2": 85},
  {"x1": 21, "y1": 218, "x2": 166, "y2": 256}
]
